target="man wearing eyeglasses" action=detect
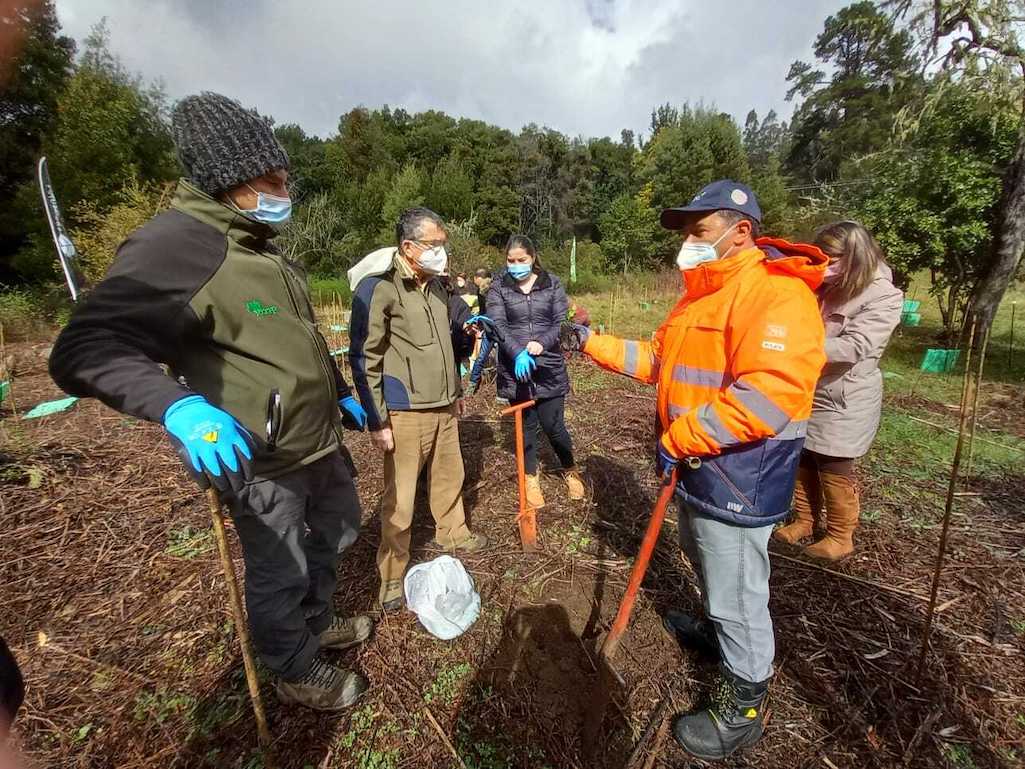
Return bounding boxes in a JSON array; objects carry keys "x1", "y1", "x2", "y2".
[{"x1": 349, "y1": 207, "x2": 489, "y2": 612}]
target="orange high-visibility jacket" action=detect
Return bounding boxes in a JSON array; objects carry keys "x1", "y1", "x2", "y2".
[{"x1": 584, "y1": 238, "x2": 827, "y2": 526}]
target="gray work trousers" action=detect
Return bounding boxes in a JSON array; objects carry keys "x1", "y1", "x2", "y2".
[
  {"x1": 228, "y1": 451, "x2": 361, "y2": 681},
  {"x1": 677, "y1": 500, "x2": 775, "y2": 683}
]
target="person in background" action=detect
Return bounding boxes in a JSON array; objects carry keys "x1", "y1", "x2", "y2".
[
  {"x1": 473, "y1": 268, "x2": 493, "y2": 299},
  {"x1": 454, "y1": 272, "x2": 481, "y2": 314},
  {"x1": 0, "y1": 637, "x2": 24, "y2": 769},
  {"x1": 349, "y1": 207, "x2": 489, "y2": 612},
  {"x1": 0, "y1": 637, "x2": 23, "y2": 742},
  {"x1": 487, "y1": 235, "x2": 585, "y2": 506},
  {"x1": 467, "y1": 269, "x2": 497, "y2": 395},
  {"x1": 573, "y1": 180, "x2": 826, "y2": 760},
  {"x1": 48, "y1": 92, "x2": 372, "y2": 713},
  {"x1": 773, "y1": 221, "x2": 903, "y2": 560}
]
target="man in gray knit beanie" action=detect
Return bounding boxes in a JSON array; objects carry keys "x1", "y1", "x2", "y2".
[
  {"x1": 171, "y1": 91, "x2": 290, "y2": 198},
  {"x1": 50, "y1": 92, "x2": 375, "y2": 714}
]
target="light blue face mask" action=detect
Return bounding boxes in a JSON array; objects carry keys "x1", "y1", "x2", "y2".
[
  {"x1": 507, "y1": 263, "x2": 533, "y2": 281},
  {"x1": 238, "y1": 183, "x2": 292, "y2": 230}
]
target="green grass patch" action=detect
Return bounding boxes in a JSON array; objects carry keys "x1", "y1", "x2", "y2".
[
  {"x1": 309, "y1": 276, "x2": 352, "y2": 307},
  {"x1": 941, "y1": 743, "x2": 977, "y2": 769},
  {"x1": 424, "y1": 662, "x2": 472, "y2": 705},
  {"x1": 873, "y1": 410, "x2": 1023, "y2": 476},
  {"x1": 132, "y1": 689, "x2": 197, "y2": 725},
  {"x1": 165, "y1": 525, "x2": 214, "y2": 559}
]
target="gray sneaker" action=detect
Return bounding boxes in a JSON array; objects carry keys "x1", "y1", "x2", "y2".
[
  {"x1": 276, "y1": 656, "x2": 368, "y2": 711},
  {"x1": 318, "y1": 614, "x2": 374, "y2": 651}
]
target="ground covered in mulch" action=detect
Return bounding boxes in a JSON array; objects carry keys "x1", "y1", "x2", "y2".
[{"x1": 1, "y1": 340, "x2": 1024, "y2": 769}]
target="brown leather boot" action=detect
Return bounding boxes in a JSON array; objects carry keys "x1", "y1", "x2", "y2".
[
  {"x1": 565, "y1": 469, "x2": 585, "y2": 501},
  {"x1": 773, "y1": 465, "x2": 819, "y2": 544},
  {"x1": 804, "y1": 472, "x2": 859, "y2": 561},
  {"x1": 525, "y1": 473, "x2": 545, "y2": 509}
]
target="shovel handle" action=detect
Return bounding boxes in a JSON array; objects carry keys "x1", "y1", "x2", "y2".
[
  {"x1": 501, "y1": 400, "x2": 537, "y2": 552},
  {"x1": 500, "y1": 399, "x2": 536, "y2": 416},
  {"x1": 600, "y1": 468, "x2": 679, "y2": 661}
]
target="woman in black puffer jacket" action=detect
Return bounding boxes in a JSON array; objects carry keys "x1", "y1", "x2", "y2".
[{"x1": 486, "y1": 235, "x2": 584, "y2": 507}]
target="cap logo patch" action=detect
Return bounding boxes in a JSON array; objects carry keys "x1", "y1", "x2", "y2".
[{"x1": 731, "y1": 189, "x2": 749, "y2": 205}]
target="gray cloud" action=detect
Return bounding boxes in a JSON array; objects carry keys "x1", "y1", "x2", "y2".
[{"x1": 54, "y1": 0, "x2": 849, "y2": 140}]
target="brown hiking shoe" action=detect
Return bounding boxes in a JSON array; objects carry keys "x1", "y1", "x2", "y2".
[
  {"x1": 427, "y1": 531, "x2": 490, "y2": 553},
  {"x1": 318, "y1": 614, "x2": 374, "y2": 651},
  {"x1": 565, "y1": 470, "x2": 585, "y2": 501},
  {"x1": 448, "y1": 531, "x2": 490, "y2": 554},
  {"x1": 276, "y1": 657, "x2": 368, "y2": 711},
  {"x1": 379, "y1": 580, "x2": 404, "y2": 612},
  {"x1": 525, "y1": 473, "x2": 545, "y2": 509}
]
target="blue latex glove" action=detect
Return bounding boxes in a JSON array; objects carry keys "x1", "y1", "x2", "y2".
[
  {"x1": 339, "y1": 395, "x2": 368, "y2": 431},
  {"x1": 656, "y1": 438, "x2": 679, "y2": 480},
  {"x1": 514, "y1": 349, "x2": 537, "y2": 382},
  {"x1": 162, "y1": 395, "x2": 255, "y2": 493},
  {"x1": 466, "y1": 314, "x2": 503, "y2": 343}
]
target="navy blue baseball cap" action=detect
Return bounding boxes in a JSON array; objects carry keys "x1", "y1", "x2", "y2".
[{"x1": 660, "y1": 179, "x2": 762, "y2": 230}]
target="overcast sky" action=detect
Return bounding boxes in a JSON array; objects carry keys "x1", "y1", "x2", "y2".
[{"x1": 53, "y1": 0, "x2": 849, "y2": 141}]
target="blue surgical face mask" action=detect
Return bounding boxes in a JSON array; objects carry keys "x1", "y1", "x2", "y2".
[
  {"x1": 507, "y1": 263, "x2": 533, "y2": 281},
  {"x1": 238, "y1": 183, "x2": 292, "y2": 230},
  {"x1": 676, "y1": 224, "x2": 737, "y2": 271}
]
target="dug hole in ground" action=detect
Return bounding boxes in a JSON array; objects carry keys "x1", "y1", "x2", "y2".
[{"x1": 1, "y1": 314, "x2": 1024, "y2": 768}]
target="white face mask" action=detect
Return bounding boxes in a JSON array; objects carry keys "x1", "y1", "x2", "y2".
[
  {"x1": 676, "y1": 224, "x2": 737, "y2": 271},
  {"x1": 415, "y1": 244, "x2": 448, "y2": 276}
]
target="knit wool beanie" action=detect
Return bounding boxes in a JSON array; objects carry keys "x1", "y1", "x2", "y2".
[{"x1": 170, "y1": 92, "x2": 290, "y2": 197}]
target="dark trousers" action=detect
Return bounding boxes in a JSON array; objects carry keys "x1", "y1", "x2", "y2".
[
  {"x1": 515, "y1": 395, "x2": 575, "y2": 474},
  {"x1": 800, "y1": 449, "x2": 855, "y2": 478},
  {"x1": 228, "y1": 450, "x2": 361, "y2": 681}
]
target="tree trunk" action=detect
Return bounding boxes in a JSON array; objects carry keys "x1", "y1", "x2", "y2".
[{"x1": 967, "y1": 133, "x2": 1025, "y2": 352}]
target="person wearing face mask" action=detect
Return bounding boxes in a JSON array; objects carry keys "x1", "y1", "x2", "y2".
[
  {"x1": 571, "y1": 180, "x2": 827, "y2": 760},
  {"x1": 49, "y1": 92, "x2": 373, "y2": 712},
  {"x1": 349, "y1": 207, "x2": 489, "y2": 613},
  {"x1": 486, "y1": 235, "x2": 585, "y2": 506},
  {"x1": 774, "y1": 221, "x2": 902, "y2": 560}
]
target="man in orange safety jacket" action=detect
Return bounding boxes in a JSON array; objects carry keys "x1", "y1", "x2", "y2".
[{"x1": 573, "y1": 180, "x2": 826, "y2": 760}]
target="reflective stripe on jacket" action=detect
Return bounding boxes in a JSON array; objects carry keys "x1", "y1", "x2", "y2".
[{"x1": 584, "y1": 238, "x2": 827, "y2": 526}]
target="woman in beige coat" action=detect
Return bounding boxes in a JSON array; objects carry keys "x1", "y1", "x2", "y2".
[{"x1": 774, "y1": 221, "x2": 903, "y2": 560}]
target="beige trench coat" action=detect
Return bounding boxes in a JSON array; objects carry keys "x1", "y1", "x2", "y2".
[{"x1": 805, "y1": 263, "x2": 904, "y2": 459}]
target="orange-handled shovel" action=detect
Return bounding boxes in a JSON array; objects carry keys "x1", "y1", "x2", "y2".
[
  {"x1": 500, "y1": 399, "x2": 538, "y2": 552},
  {"x1": 582, "y1": 466, "x2": 681, "y2": 755},
  {"x1": 599, "y1": 466, "x2": 680, "y2": 667}
]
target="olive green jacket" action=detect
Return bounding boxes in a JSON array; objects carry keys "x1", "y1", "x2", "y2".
[
  {"x1": 348, "y1": 252, "x2": 462, "y2": 430},
  {"x1": 49, "y1": 180, "x2": 350, "y2": 478}
]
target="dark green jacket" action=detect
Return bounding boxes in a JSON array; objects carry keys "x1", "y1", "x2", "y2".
[
  {"x1": 348, "y1": 252, "x2": 464, "y2": 430},
  {"x1": 49, "y1": 180, "x2": 350, "y2": 478}
]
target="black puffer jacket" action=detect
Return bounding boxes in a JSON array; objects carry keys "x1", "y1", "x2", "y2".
[{"x1": 486, "y1": 269, "x2": 570, "y2": 401}]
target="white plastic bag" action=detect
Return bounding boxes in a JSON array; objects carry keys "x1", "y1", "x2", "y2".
[{"x1": 403, "y1": 555, "x2": 481, "y2": 640}]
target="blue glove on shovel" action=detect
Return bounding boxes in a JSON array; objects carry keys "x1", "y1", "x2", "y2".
[{"x1": 163, "y1": 395, "x2": 255, "y2": 493}]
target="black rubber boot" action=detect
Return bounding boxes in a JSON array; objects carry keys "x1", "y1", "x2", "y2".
[
  {"x1": 672, "y1": 668, "x2": 769, "y2": 760},
  {"x1": 662, "y1": 609, "x2": 720, "y2": 659}
]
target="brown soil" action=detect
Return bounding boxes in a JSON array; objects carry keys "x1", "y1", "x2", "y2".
[{"x1": 1, "y1": 343, "x2": 1024, "y2": 769}]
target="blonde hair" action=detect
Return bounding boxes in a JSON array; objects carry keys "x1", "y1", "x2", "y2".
[{"x1": 814, "y1": 221, "x2": 884, "y2": 303}]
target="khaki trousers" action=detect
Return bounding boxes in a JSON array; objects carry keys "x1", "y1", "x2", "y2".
[{"x1": 377, "y1": 405, "x2": 470, "y2": 602}]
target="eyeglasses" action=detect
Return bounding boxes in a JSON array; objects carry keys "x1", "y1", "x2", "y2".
[{"x1": 412, "y1": 239, "x2": 447, "y2": 250}]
